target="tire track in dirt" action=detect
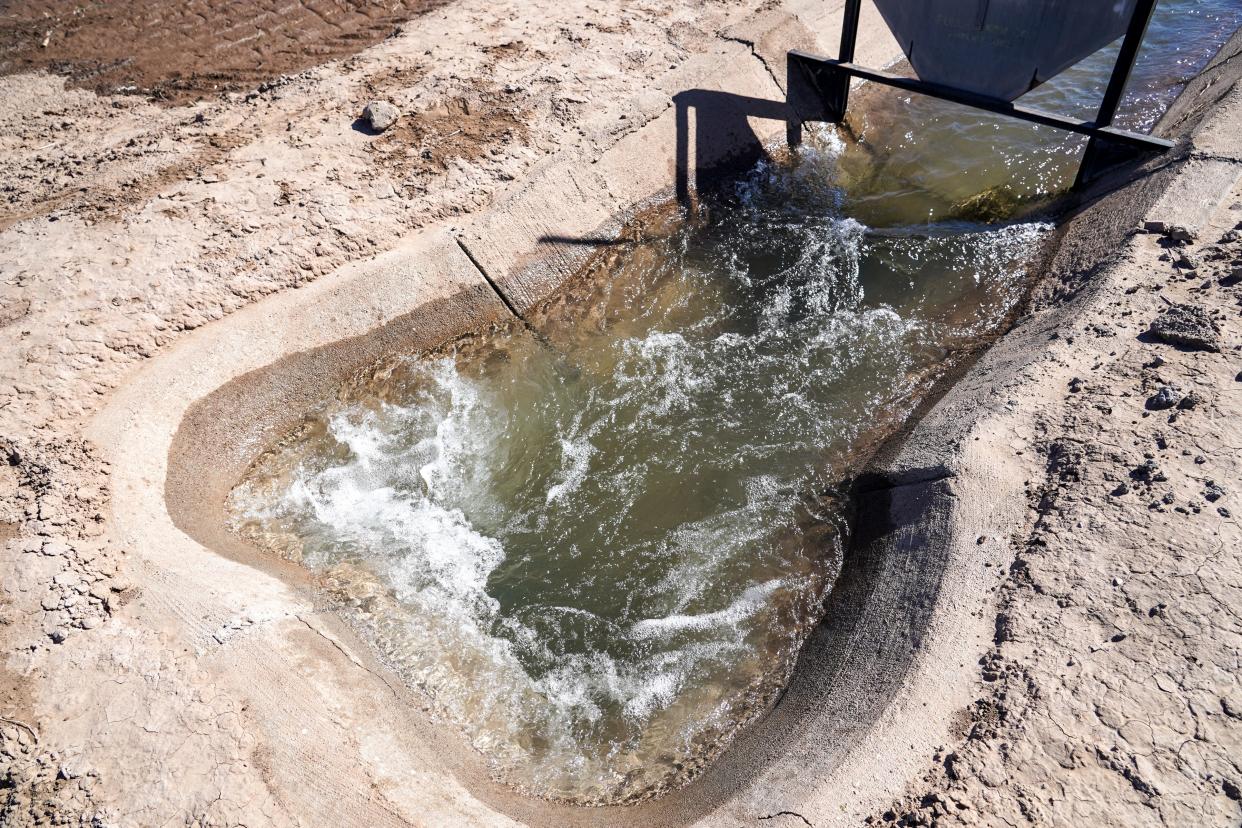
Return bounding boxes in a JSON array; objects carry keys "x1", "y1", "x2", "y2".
[{"x1": 0, "y1": 0, "x2": 449, "y2": 104}]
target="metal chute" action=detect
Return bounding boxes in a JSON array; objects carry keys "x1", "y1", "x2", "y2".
[{"x1": 872, "y1": 0, "x2": 1139, "y2": 101}]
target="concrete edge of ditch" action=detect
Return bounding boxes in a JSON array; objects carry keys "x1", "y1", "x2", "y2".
[
  {"x1": 698, "y1": 25, "x2": 1242, "y2": 828},
  {"x1": 84, "y1": 4, "x2": 911, "y2": 826},
  {"x1": 84, "y1": 6, "x2": 1242, "y2": 827}
]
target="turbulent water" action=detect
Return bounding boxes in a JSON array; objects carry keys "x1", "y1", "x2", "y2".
[
  {"x1": 231, "y1": 133, "x2": 1047, "y2": 801},
  {"x1": 228, "y1": 0, "x2": 1241, "y2": 806}
]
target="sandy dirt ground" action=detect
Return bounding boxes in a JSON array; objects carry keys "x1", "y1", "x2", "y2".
[
  {"x1": 0, "y1": 0, "x2": 779, "y2": 429},
  {"x1": 1, "y1": 0, "x2": 1241, "y2": 825},
  {"x1": 869, "y1": 172, "x2": 1242, "y2": 826},
  {"x1": 0, "y1": 0, "x2": 448, "y2": 102}
]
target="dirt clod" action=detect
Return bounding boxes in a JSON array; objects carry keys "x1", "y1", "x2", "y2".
[
  {"x1": 1146, "y1": 385, "x2": 1181, "y2": 410},
  {"x1": 1148, "y1": 303, "x2": 1221, "y2": 351},
  {"x1": 1166, "y1": 223, "x2": 1199, "y2": 242}
]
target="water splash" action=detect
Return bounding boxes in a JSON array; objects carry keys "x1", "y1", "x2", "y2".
[
  {"x1": 230, "y1": 128, "x2": 1050, "y2": 803},
  {"x1": 227, "y1": 0, "x2": 1242, "y2": 800}
]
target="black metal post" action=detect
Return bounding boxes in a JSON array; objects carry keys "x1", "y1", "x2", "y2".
[
  {"x1": 825, "y1": 0, "x2": 863, "y2": 122},
  {"x1": 1075, "y1": 0, "x2": 1162, "y2": 188},
  {"x1": 786, "y1": 0, "x2": 860, "y2": 146},
  {"x1": 838, "y1": 0, "x2": 862, "y2": 63},
  {"x1": 1095, "y1": 0, "x2": 1161, "y2": 128}
]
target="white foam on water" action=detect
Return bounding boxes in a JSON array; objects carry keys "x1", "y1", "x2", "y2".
[
  {"x1": 630, "y1": 579, "x2": 783, "y2": 639},
  {"x1": 229, "y1": 124, "x2": 1059, "y2": 803},
  {"x1": 546, "y1": 437, "x2": 595, "y2": 504},
  {"x1": 614, "y1": 331, "x2": 708, "y2": 420}
]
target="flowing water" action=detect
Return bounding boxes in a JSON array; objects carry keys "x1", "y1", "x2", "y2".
[
  {"x1": 844, "y1": 0, "x2": 1242, "y2": 221},
  {"x1": 228, "y1": 0, "x2": 1241, "y2": 806}
]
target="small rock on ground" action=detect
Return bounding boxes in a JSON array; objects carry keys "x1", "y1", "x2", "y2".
[
  {"x1": 1149, "y1": 303, "x2": 1220, "y2": 351},
  {"x1": 1166, "y1": 223, "x2": 1199, "y2": 242},
  {"x1": 362, "y1": 100, "x2": 400, "y2": 132},
  {"x1": 1146, "y1": 385, "x2": 1181, "y2": 410},
  {"x1": 1177, "y1": 390, "x2": 1204, "y2": 410}
]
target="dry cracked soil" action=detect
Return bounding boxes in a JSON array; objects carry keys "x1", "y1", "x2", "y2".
[
  {"x1": 866, "y1": 193, "x2": 1242, "y2": 827},
  {"x1": 1, "y1": 0, "x2": 1241, "y2": 826}
]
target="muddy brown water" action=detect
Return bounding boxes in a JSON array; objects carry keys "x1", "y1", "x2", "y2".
[{"x1": 0, "y1": 0, "x2": 446, "y2": 102}]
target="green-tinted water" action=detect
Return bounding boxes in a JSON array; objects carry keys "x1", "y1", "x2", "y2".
[
  {"x1": 230, "y1": 131, "x2": 1046, "y2": 802},
  {"x1": 228, "y1": 1, "x2": 1241, "y2": 804}
]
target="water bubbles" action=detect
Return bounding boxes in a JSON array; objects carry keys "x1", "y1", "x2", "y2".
[
  {"x1": 230, "y1": 127, "x2": 1051, "y2": 803},
  {"x1": 545, "y1": 437, "x2": 595, "y2": 504},
  {"x1": 227, "y1": 3, "x2": 1242, "y2": 801}
]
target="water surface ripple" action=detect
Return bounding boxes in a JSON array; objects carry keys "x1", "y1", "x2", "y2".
[{"x1": 228, "y1": 0, "x2": 1240, "y2": 804}]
